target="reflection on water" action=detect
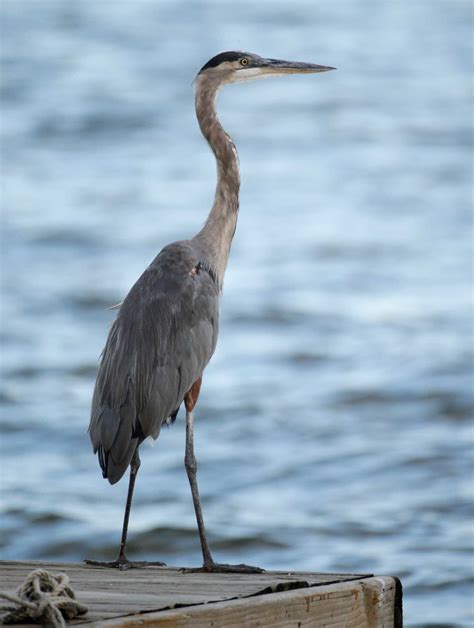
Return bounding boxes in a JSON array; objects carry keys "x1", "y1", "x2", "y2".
[{"x1": 1, "y1": 1, "x2": 472, "y2": 626}]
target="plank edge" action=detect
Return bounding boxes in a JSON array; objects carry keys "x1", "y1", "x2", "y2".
[{"x1": 89, "y1": 575, "x2": 400, "y2": 627}]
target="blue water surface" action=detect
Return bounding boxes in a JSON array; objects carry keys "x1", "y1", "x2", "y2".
[{"x1": 1, "y1": 1, "x2": 473, "y2": 626}]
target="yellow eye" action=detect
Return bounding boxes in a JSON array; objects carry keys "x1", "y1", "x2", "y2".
[{"x1": 240, "y1": 58, "x2": 249, "y2": 66}]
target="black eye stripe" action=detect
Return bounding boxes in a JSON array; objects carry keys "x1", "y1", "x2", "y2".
[
  {"x1": 198, "y1": 51, "x2": 255, "y2": 74},
  {"x1": 199, "y1": 51, "x2": 243, "y2": 73}
]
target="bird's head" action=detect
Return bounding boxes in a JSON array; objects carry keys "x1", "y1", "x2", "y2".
[{"x1": 197, "y1": 51, "x2": 335, "y2": 86}]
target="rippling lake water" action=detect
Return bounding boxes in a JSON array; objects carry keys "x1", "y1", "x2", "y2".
[{"x1": 1, "y1": 1, "x2": 473, "y2": 625}]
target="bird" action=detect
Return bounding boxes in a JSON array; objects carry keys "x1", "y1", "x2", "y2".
[{"x1": 87, "y1": 51, "x2": 335, "y2": 572}]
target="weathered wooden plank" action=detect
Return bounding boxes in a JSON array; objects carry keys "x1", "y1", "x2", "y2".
[
  {"x1": 93, "y1": 577, "x2": 399, "y2": 628},
  {"x1": 0, "y1": 561, "x2": 401, "y2": 627}
]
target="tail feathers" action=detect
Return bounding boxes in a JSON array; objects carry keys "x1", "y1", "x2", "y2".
[
  {"x1": 90, "y1": 401, "x2": 139, "y2": 484},
  {"x1": 99, "y1": 438, "x2": 138, "y2": 485},
  {"x1": 96, "y1": 405, "x2": 120, "y2": 451}
]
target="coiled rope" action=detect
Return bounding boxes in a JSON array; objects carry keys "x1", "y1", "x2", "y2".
[{"x1": 0, "y1": 569, "x2": 88, "y2": 626}]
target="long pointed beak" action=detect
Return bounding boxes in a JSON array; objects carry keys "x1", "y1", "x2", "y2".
[{"x1": 261, "y1": 58, "x2": 336, "y2": 75}]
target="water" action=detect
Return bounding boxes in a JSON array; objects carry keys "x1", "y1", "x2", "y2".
[{"x1": 1, "y1": 1, "x2": 472, "y2": 625}]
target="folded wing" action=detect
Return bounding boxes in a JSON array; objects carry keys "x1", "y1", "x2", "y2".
[{"x1": 88, "y1": 241, "x2": 219, "y2": 484}]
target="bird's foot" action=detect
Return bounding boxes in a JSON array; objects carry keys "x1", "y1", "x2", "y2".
[
  {"x1": 84, "y1": 556, "x2": 166, "y2": 570},
  {"x1": 182, "y1": 561, "x2": 264, "y2": 574}
]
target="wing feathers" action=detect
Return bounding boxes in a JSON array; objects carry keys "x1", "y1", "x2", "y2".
[{"x1": 88, "y1": 241, "x2": 219, "y2": 484}]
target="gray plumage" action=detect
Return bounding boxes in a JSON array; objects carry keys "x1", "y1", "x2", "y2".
[
  {"x1": 89, "y1": 241, "x2": 219, "y2": 484},
  {"x1": 87, "y1": 51, "x2": 334, "y2": 571}
]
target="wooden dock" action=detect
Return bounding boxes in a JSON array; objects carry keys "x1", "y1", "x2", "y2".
[{"x1": 0, "y1": 561, "x2": 402, "y2": 627}]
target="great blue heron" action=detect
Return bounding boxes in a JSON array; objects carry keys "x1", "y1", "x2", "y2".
[{"x1": 87, "y1": 51, "x2": 334, "y2": 572}]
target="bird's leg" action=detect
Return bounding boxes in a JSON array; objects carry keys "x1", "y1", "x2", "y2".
[
  {"x1": 116, "y1": 447, "x2": 142, "y2": 564},
  {"x1": 183, "y1": 380, "x2": 263, "y2": 574},
  {"x1": 184, "y1": 404, "x2": 213, "y2": 568},
  {"x1": 85, "y1": 447, "x2": 166, "y2": 569}
]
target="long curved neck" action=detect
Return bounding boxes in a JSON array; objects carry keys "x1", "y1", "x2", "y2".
[{"x1": 193, "y1": 74, "x2": 240, "y2": 291}]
